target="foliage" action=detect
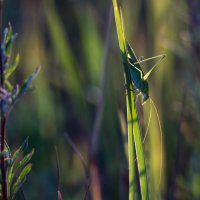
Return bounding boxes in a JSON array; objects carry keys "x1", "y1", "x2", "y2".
[
  {"x1": 0, "y1": 24, "x2": 40, "y2": 199},
  {"x1": 1, "y1": 24, "x2": 40, "y2": 116},
  {"x1": 3, "y1": 0, "x2": 200, "y2": 199},
  {"x1": 5, "y1": 138, "x2": 34, "y2": 199}
]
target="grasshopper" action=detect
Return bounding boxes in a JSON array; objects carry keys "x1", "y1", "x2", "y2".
[
  {"x1": 118, "y1": 7, "x2": 166, "y2": 103},
  {"x1": 126, "y1": 40, "x2": 165, "y2": 148},
  {"x1": 116, "y1": 2, "x2": 165, "y2": 187},
  {"x1": 126, "y1": 42, "x2": 166, "y2": 103},
  {"x1": 126, "y1": 41, "x2": 165, "y2": 187}
]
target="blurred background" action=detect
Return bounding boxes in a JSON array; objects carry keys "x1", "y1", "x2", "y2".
[{"x1": 3, "y1": 0, "x2": 200, "y2": 199}]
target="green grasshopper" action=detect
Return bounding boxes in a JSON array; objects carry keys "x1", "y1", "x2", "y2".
[
  {"x1": 126, "y1": 42, "x2": 166, "y2": 103},
  {"x1": 118, "y1": 7, "x2": 166, "y2": 103},
  {"x1": 114, "y1": 1, "x2": 165, "y2": 189},
  {"x1": 125, "y1": 41, "x2": 165, "y2": 187},
  {"x1": 126, "y1": 40, "x2": 165, "y2": 146}
]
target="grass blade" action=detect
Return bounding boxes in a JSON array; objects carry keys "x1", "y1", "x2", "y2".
[{"x1": 112, "y1": 0, "x2": 149, "y2": 199}]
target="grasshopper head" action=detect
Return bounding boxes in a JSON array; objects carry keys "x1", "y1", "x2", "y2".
[{"x1": 141, "y1": 80, "x2": 149, "y2": 102}]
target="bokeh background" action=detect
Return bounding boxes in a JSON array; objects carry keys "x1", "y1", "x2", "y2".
[{"x1": 3, "y1": 0, "x2": 200, "y2": 199}]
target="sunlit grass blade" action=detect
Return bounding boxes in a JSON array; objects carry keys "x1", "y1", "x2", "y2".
[
  {"x1": 44, "y1": 0, "x2": 83, "y2": 98},
  {"x1": 112, "y1": 2, "x2": 135, "y2": 198},
  {"x1": 44, "y1": 0, "x2": 90, "y2": 126},
  {"x1": 112, "y1": 0, "x2": 125, "y2": 52},
  {"x1": 112, "y1": 0, "x2": 149, "y2": 199},
  {"x1": 76, "y1": 5, "x2": 103, "y2": 85}
]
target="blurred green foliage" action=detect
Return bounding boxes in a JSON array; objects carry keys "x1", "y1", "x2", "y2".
[{"x1": 3, "y1": 0, "x2": 200, "y2": 199}]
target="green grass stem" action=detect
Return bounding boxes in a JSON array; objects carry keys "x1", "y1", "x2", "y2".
[{"x1": 112, "y1": 0, "x2": 149, "y2": 199}]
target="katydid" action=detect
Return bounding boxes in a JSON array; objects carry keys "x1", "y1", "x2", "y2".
[
  {"x1": 118, "y1": 6, "x2": 165, "y2": 102},
  {"x1": 126, "y1": 42, "x2": 166, "y2": 103},
  {"x1": 127, "y1": 42, "x2": 165, "y2": 149},
  {"x1": 117, "y1": 3, "x2": 165, "y2": 188},
  {"x1": 126, "y1": 42, "x2": 165, "y2": 187}
]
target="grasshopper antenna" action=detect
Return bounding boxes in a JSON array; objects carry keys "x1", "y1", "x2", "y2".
[
  {"x1": 150, "y1": 97, "x2": 163, "y2": 189},
  {"x1": 143, "y1": 99, "x2": 152, "y2": 143},
  {"x1": 133, "y1": 99, "x2": 152, "y2": 162}
]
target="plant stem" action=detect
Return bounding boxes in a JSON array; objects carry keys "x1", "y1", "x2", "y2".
[
  {"x1": 1, "y1": 117, "x2": 7, "y2": 200},
  {"x1": 0, "y1": 1, "x2": 7, "y2": 199},
  {"x1": 0, "y1": 0, "x2": 3, "y2": 86},
  {"x1": 89, "y1": 6, "x2": 112, "y2": 200},
  {"x1": 90, "y1": 4, "x2": 113, "y2": 159}
]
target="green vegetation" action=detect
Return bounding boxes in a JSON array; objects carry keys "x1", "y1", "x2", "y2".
[
  {"x1": 0, "y1": 22, "x2": 40, "y2": 199},
  {"x1": 1, "y1": 0, "x2": 200, "y2": 199},
  {"x1": 112, "y1": 0, "x2": 148, "y2": 199}
]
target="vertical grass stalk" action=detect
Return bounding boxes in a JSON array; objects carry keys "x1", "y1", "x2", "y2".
[
  {"x1": 112, "y1": 0, "x2": 149, "y2": 199},
  {"x1": 126, "y1": 87, "x2": 136, "y2": 199}
]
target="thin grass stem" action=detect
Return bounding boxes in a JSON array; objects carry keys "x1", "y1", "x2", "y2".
[{"x1": 113, "y1": 1, "x2": 149, "y2": 199}]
